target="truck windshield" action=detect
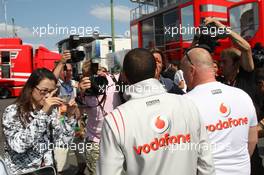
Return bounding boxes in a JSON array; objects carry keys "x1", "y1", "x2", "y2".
[{"x1": 229, "y1": 2, "x2": 259, "y2": 40}]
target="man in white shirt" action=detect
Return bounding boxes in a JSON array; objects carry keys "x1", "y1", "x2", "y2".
[
  {"x1": 181, "y1": 47, "x2": 258, "y2": 175},
  {"x1": 97, "y1": 48, "x2": 215, "y2": 175}
]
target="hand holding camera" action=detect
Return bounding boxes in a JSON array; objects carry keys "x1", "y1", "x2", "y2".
[
  {"x1": 204, "y1": 17, "x2": 226, "y2": 28},
  {"x1": 42, "y1": 89, "x2": 64, "y2": 114},
  {"x1": 60, "y1": 50, "x2": 71, "y2": 64},
  {"x1": 192, "y1": 17, "x2": 231, "y2": 53},
  {"x1": 79, "y1": 77, "x2": 92, "y2": 93}
]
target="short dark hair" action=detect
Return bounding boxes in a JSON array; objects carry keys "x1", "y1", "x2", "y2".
[
  {"x1": 220, "y1": 48, "x2": 241, "y2": 65},
  {"x1": 123, "y1": 48, "x2": 156, "y2": 84}
]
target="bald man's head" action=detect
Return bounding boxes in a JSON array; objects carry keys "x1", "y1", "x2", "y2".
[
  {"x1": 185, "y1": 48, "x2": 213, "y2": 68},
  {"x1": 181, "y1": 47, "x2": 216, "y2": 90}
]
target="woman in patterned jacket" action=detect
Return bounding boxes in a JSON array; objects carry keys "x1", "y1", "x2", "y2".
[{"x1": 2, "y1": 68, "x2": 77, "y2": 174}]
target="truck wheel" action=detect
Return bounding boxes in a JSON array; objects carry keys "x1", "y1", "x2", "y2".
[{"x1": 0, "y1": 88, "x2": 11, "y2": 99}]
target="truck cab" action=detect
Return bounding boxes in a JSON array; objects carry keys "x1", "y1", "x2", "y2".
[{"x1": 0, "y1": 38, "x2": 61, "y2": 98}]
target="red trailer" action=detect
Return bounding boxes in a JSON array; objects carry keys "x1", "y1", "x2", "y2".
[
  {"x1": 0, "y1": 38, "x2": 61, "y2": 98},
  {"x1": 228, "y1": 0, "x2": 264, "y2": 47},
  {"x1": 130, "y1": 0, "x2": 241, "y2": 61}
]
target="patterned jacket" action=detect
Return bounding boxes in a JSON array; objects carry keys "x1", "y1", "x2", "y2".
[{"x1": 2, "y1": 104, "x2": 76, "y2": 174}]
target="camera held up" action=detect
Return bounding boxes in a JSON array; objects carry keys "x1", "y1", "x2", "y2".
[
  {"x1": 85, "y1": 61, "x2": 108, "y2": 96},
  {"x1": 192, "y1": 21, "x2": 228, "y2": 53},
  {"x1": 66, "y1": 35, "x2": 85, "y2": 63}
]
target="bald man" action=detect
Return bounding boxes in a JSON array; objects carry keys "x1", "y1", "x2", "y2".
[{"x1": 182, "y1": 47, "x2": 258, "y2": 175}]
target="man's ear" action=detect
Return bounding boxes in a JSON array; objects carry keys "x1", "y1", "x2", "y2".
[
  {"x1": 121, "y1": 72, "x2": 131, "y2": 85},
  {"x1": 154, "y1": 66, "x2": 159, "y2": 79},
  {"x1": 190, "y1": 65, "x2": 196, "y2": 76}
]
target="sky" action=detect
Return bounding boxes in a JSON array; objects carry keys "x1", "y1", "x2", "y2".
[{"x1": 0, "y1": 0, "x2": 136, "y2": 50}]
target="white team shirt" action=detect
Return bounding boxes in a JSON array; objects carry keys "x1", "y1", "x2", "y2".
[
  {"x1": 186, "y1": 81, "x2": 258, "y2": 175},
  {"x1": 97, "y1": 78, "x2": 215, "y2": 175}
]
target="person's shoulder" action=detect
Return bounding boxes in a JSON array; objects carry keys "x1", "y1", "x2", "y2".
[
  {"x1": 4, "y1": 104, "x2": 17, "y2": 113},
  {"x1": 166, "y1": 93, "x2": 197, "y2": 109},
  {"x1": 176, "y1": 94, "x2": 197, "y2": 105},
  {"x1": 103, "y1": 107, "x2": 126, "y2": 135},
  {"x1": 184, "y1": 82, "x2": 224, "y2": 101},
  {"x1": 218, "y1": 83, "x2": 254, "y2": 103},
  {"x1": 3, "y1": 104, "x2": 18, "y2": 121},
  {"x1": 170, "y1": 95, "x2": 202, "y2": 122},
  {"x1": 161, "y1": 76, "x2": 173, "y2": 83},
  {"x1": 71, "y1": 79, "x2": 78, "y2": 85},
  {"x1": 222, "y1": 82, "x2": 248, "y2": 94},
  {"x1": 105, "y1": 98, "x2": 142, "y2": 122},
  {"x1": 198, "y1": 82, "x2": 250, "y2": 96},
  {"x1": 184, "y1": 86, "x2": 203, "y2": 99}
]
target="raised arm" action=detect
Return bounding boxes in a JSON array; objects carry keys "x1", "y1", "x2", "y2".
[
  {"x1": 53, "y1": 50, "x2": 71, "y2": 79},
  {"x1": 205, "y1": 17, "x2": 254, "y2": 72}
]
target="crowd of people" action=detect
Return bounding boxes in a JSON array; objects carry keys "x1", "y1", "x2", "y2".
[{"x1": 1, "y1": 17, "x2": 264, "y2": 175}]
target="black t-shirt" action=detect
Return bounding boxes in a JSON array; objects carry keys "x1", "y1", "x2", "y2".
[
  {"x1": 234, "y1": 67, "x2": 256, "y2": 101},
  {"x1": 221, "y1": 67, "x2": 256, "y2": 105}
]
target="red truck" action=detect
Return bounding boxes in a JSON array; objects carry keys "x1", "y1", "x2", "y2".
[
  {"x1": 228, "y1": 0, "x2": 264, "y2": 47},
  {"x1": 0, "y1": 38, "x2": 61, "y2": 98},
  {"x1": 130, "y1": 0, "x2": 239, "y2": 61},
  {"x1": 130, "y1": 0, "x2": 264, "y2": 61}
]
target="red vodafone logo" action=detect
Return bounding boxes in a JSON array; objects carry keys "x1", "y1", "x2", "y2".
[
  {"x1": 206, "y1": 102, "x2": 248, "y2": 132},
  {"x1": 219, "y1": 103, "x2": 231, "y2": 117},
  {"x1": 151, "y1": 115, "x2": 170, "y2": 134}
]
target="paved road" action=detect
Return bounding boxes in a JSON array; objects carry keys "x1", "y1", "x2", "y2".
[{"x1": 0, "y1": 98, "x2": 15, "y2": 156}]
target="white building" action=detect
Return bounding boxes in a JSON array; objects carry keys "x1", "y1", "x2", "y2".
[
  {"x1": 84, "y1": 36, "x2": 131, "y2": 71},
  {"x1": 57, "y1": 35, "x2": 131, "y2": 74}
]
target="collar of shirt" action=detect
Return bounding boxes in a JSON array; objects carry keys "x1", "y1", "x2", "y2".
[{"x1": 124, "y1": 78, "x2": 166, "y2": 100}]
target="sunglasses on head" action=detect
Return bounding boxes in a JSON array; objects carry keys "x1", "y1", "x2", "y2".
[{"x1": 184, "y1": 48, "x2": 194, "y2": 65}]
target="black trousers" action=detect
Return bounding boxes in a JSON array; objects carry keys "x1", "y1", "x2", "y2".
[{"x1": 251, "y1": 147, "x2": 264, "y2": 175}]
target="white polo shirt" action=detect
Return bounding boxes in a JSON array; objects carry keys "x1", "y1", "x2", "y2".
[{"x1": 186, "y1": 81, "x2": 258, "y2": 175}]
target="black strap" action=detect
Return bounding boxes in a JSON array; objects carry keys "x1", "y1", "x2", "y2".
[
  {"x1": 110, "y1": 74, "x2": 126, "y2": 103},
  {"x1": 86, "y1": 93, "x2": 106, "y2": 109},
  {"x1": 58, "y1": 79, "x2": 74, "y2": 94},
  {"x1": 98, "y1": 95, "x2": 107, "y2": 116},
  {"x1": 49, "y1": 123, "x2": 57, "y2": 173}
]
